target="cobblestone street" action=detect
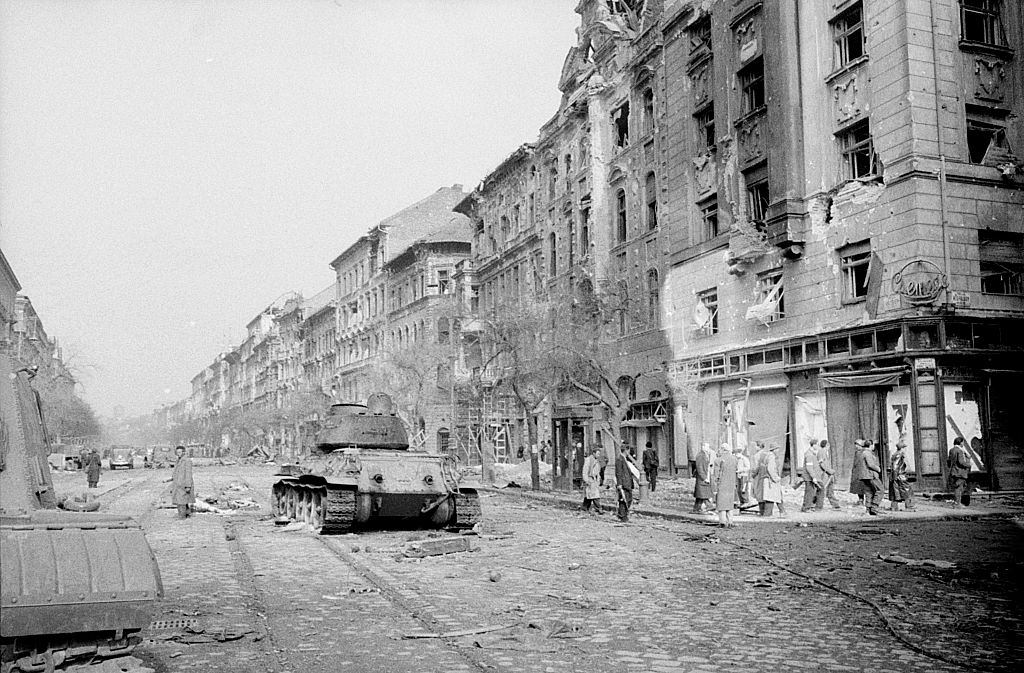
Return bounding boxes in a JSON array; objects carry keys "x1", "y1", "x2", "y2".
[{"x1": 55, "y1": 464, "x2": 1024, "y2": 673}]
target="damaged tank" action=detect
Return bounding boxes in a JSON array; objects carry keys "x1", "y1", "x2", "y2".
[
  {"x1": 0, "y1": 354, "x2": 163, "y2": 673},
  {"x1": 271, "y1": 393, "x2": 479, "y2": 533}
]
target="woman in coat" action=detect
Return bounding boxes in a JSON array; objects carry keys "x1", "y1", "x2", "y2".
[
  {"x1": 759, "y1": 444, "x2": 784, "y2": 516},
  {"x1": 714, "y1": 442, "x2": 738, "y2": 527},
  {"x1": 581, "y1": 447, "x2": 603, "y2": 513},
  {"x1": 84, "y1": 450, "x2": 102, "y2": 489},
  {"x1": 692, "y1": 442, "x2": 715, "y2": 513},
  {"x1": 171, "y1": 445, "x2": 195, "y2": 519}
]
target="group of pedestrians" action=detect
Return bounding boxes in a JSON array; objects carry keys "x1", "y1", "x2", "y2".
[{"x1": 688, "y1": 441, "x2": 790, "y2": 526}]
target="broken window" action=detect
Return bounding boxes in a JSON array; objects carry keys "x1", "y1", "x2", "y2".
[
  {"x1": 839, "y1": 240, "x2": 871, "y2": 302},
  {"x1": 690, "y1": 16, "x2": 711, "y2": 55},
  {"x1": 699, "y1": 196, "x2": 719, "y2": 241},
  {"x1": 437, "y1": 269, "x2": 451, "y2": 295},
  {"x1": 642, "y1": 87, "x2": 655, "y2": 135},
  {"x1": 564, "y1": 153, "x2": 573, "y2": 189},
  {"x1": 694, "y1": 103, "x2": 715, "y2": 151},
  {"x1": 832, "y1": 2, "x2": 865, "y2": 68},
  {"x1": 980, "y1": 230, "x2": 1024, "y2": 295},
  {"x1": 549, "y1": 162, "x2": 558, "y2": 199},
  {"x1": 751, "y1": 269, "x2": 785, "y2": 323},
  {"x1": 549, "y1": 232, "x2": 557, "y2": 276},
  {"x1": 739, "y1": 58, "x2": 765, "y2": 115},
  {"x1": 613, "y1": 102, "x2": 630, "y2": 149},
  {"x1": 967, "y1": 108, "x2": 1012, "y2": 164},
  {"x1": 470, "y1": 284, "x2": 480, "y2": 312},
  {"x1": 647, "y1": 269, "x2": 660, "y2": 325},
  {"x1": 745, "y1": 169, "x2": 769, "y2": 229},
  {"x1": 580, "y1": 199, "x2": 591, "y2": 254},
  {"x1": 645, "y1": 172, "x2": 658, "y2": 230},
  {"x1": 512, "y1": 204, "x2": 521, "y2": 232},
  {"x1": 695, "y1": 288, "x2": 719, "y2": 335},
  {"x1": 960, "y1": 0, "x2": 1006, "y2": 46},
  {"x1": 839, "y1": 120, "x2": 877, "y2": 179},
  {"x1": 615, "y1": 188, "x2": 628, "y2": 243},
  {"x1": 528, "y1": 193, "x2": 535, "y2": 226}
]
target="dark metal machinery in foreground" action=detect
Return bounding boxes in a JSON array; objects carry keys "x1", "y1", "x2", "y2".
[
  {"x1": 0, "y1": 354, "x2": 163, "y2": 673},
  {"x1": 272, "y1": 393, "x2": 480, "y2": 533}
]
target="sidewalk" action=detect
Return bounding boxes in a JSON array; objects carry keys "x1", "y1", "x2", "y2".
[{"x1": 482, "y1": 473, "x2": 1023, "y2": 525}]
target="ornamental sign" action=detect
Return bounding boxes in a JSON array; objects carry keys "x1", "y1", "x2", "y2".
[{"x1": 892, "y1": 260, "x2": 947, "y2": 306}]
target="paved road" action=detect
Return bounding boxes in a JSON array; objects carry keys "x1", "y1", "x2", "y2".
[{"x1": 55, "y1": 464, "x2": 1023, "y2": 673}]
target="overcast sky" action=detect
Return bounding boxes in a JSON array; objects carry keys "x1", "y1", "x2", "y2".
[{"x1": 1, "y1": 0, "x2": 579, "y2": 417}]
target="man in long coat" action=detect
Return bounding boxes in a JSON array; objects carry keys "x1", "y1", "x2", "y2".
[
  {"x1": 759, "y1": 444, "x2": 784, "y2": 516},
  {"x1": 714, "y1": 443, "x2": 738, "y2": 527},
  {"x1": 171, "y1": 445, "x2": 195, "y2": 519},
  {"x1": 947, "y1": 437, "x2": 972, "y2": 507},
  {"x1": 857, "y1": 439, "x2": 883, "y2": 515},
  {"x1": 692, "y1": 443, "x2": 714, "y2": 513},
  {"x1": 816, "y1": 439, "x2": 842, "y2": 510},
  {"x1": 614, "y1": 444, "x2": 634, "y2": 522},
  {"x1": 581, "y1": 447, "x2": 603, "y2": 513},
  {"x1": 642, "y1": 441, "x2": 659, "y2": 492},
  {"x1": 84, "y1": 449, "x2": 102, "y2": 489},
  {"x1": 800, "y1": 440, "x2": 823, "y2": 512}
]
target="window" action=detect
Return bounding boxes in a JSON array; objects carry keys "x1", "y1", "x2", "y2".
[
  {"x1": 690, "y1": 16, "x2": 711, "y2": 54},
  {"x1": 694, "y1": 104, "x2": 715, "y2": 151},
  {"x1": 960, "y1": 0, "x2": 1006, "y2": 46},
  {"x1": 739, "y1": 58, "x2": 765, "y2": 115},
  {"x1": 580, "y1": 201, "x2": 591, "y2": 254},
  {"x1": 564, "y1": 153, "x2": 573, "y2": 188},
  {"x1": 832, "y1": 2, "x2": 865, "y2": 68},
  {"x1": 699, "y1": 197, "x2": 719, "y2": 241},
  {"x1": 613, "y1": 102, "x2": 630, "y2": 148},
  {"x1": 754, "y1": 269, "x2": 785, "y2": 322},
  {"x1": 839, "y1": 241, "x2": 871, "y2": 302},
  {"x1": 512, "y1": 204, "x2": 521, "y2": 232},
  {"x1": 645, "y1": 173, "x2": 658, "y2": 230},
  {"x1": 839, "y1": 120, "x2": 877, "y2": 179},
  {"x1": 549, "y1": 232, "x2": 558, "y2": 276},
  {"x1": 696, "y1": 288, "x2": 719, "y2": 335},
  {"x1": 437, "y1": 269, "x2": 450, "y2": 294},
  {"x1": 642, "y1": 87, "x2": 655, "y2": 135},
  {"x1": 437, "y1": 317, "x2": 450, "y2": 345},
  {"x1": 470, "y1": 284, "x2": 479, "y2": 312},
  {"x1": 615, "y1": 188, "x2": 627, "y2": 243},
  {"x1": 617, "y1": 280, "x2": 629, "y2": 336},
  {"x1": 980, "y1": 230, "x2": 1024, "y2": 295},
  {"x1": 966, "y1": 108, "x2": 1011, "y2": 164},
  {"x1": 500, "y1": 215, "x2": 510, "y2": 243},
  {"x1": 528, "y1": 193, "x2": 536, "y2": 225},
  {"x1": 746, "y1": 175, "x2": 769, "y2": 228},
  {"x1": 437, "y1": 428, "x2": 450, "y2": 453},
  {"x1": 647, "y1": 269, "x2": 660, "y2": 325},
  {"x1": 549, "y1": 163, "x2": 558, "y2": 199}
]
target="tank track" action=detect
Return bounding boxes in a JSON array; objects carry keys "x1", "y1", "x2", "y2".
[
  {"x1": 453, "y1": 490, "x2": 480, "y2": 529},
  {"x1": 320, "y1": 486, "x2": 357, "y2": 535}
]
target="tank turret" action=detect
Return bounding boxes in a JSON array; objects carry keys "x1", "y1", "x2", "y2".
[{"x1": 271, "y1": 393, "x2": 479, "y2": 533}]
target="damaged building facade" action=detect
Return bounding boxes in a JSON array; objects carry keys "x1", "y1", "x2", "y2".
[{"x1": 659, "y1": 0, "x2": 1024, "y2": 491}]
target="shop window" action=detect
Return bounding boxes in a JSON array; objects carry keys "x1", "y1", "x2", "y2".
[
  {"x1": 980, "y1": 230, "x2": 1024, "y2": 295},
  {"x1": 699, "y1": 196, "x2": 719, "y2": 241},
  {"x1": 696, "y1": 288, "x2": 719, "y2": 335},
  {"x1": 967, "y1": 108, "x2": 1011, "y2": 165},
  {"x1": 832, "y1": 2, "x2": 865, "y2": 68},
  {"x1": 695, "y1": 104, "x2": 715, "y2": 151},
  {"x1": 615, "y1": 188, "x2": 628, "y2": 243},
  {"x1": 645, "y1": 173, "x2": 658, "y2": 230},
  {"x1": 647, "y1": 269, "x2": 660, "y2": 325},
  {"x1": 642, "y1": 87, "x2": 655, "y2": 135},
  {"x1": 613, "y1": 102, "x2": 630, "y2": 148},
  {"x1": 739, "y1": 58, "x2": 765, "y2": 115},
  {"x1": 754, "y1": 269, "x2": 785, "y2": 323},
  {"x1": 839, "y1": 240, "x2": 871, "y2": 301},
  {"x1": 960, "y1": 0, "x2": 1006, "y2": 46},
  {"x1": 690, "y1": 16, "x2": 711, "y2": 55},
  {"x1": 838, "y1": 120, "x2": 877, "y2": 180}
]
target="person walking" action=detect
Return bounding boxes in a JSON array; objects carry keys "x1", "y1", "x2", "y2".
[
  {"x1": 735, "y1": 445, "x2": 754, "y2": 511},
  {"x1": 850, "y1": 438, "x2": 867, "y2": 505},
  {"x1": 888, "y1": 441, "x2": 915, "y2": 511},
  {"x1": 759, "y1": 444, "x2": 784, "y2": 517},
  {"x1": 84, "y1": 449, "x2": 102, "y2": 489},
  {"x1": 715, "y1": 442, "x2": 738, "y2": 527},
  {"x1": 856, "y1": 439, "x2": 883, "y2": 515},
  {"x1": 615, "y1": 444, "x2": 634, "y2": 522},
  {"x1": 816, "y1": 439, "x2": 842, "y2": 510},
  {"x1": 582, "y1": 447, "x2": 602, "y2": 513},
  {"x1": 800, "y1": 439, "x2": 824, "y2": 512},
  {"x1": 642, "y1": 441, "x2": 659, "y2": 493},
  {"x1": 692, "y1": 442, "x2": 714, "y2": 514},
  {"x1": 171, "y1": 445, "x2": 195, "y2": 519},
  {"x1": 947, "y1": 436, "x2": 972, "y2": 507}
]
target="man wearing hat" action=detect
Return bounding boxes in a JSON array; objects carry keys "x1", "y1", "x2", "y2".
[
  {"x1": 856, "y1": 439, "x2": 883, "y2": 515},
  {"x1": 888, "y1": 440, "x2": 915, "y2": 511},
  {"x1": 816, "y1": 440, "x2": 842, "y2": 510}
]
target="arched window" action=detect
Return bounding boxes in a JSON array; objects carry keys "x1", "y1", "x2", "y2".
[
  {"x1": 549, "y1": 232, "x2": 558, "y2": 276},
  {"x1": 642, "y1": 87, "x2": 655, "y2": 135},
  {"x1": 645, "y1": 172, "x2": 658, "y2": 230},
  {"x1": 615, "y1": 189, "x2": 627, "y2": 243},
  {"x1": 616, "y1": 375, "x2": 635, "y2": 403},
  {"x1": 437, "y1": 317, "x2": 450, "y2": 344},
  {"x1": 500, "y1": 215, "x2": 510, "y2": 244},
  {"x1": 647, "y1": 269, "x2": 660, "y2": 325}
]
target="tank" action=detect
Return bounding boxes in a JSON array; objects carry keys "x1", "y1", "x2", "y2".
[
  {"x1": 0, "y1": 354, "x2": 163, "y2": 673},
  {"x1": 271, "y1": 393, "x2": 480, "y2": 533}
]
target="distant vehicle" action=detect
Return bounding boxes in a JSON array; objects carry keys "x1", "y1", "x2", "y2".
[
  {"x1": 109, "y1": 445, "x2": 134, "y2": 470},
  {"x1": 149, "y1": 444, "x2": 175, "y2": 468},
  {"x1": 47, "y1": 443, "x2": 83, "y2": 470}
]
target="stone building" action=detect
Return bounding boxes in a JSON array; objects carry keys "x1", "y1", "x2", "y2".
[
  {"x1": 658, "y1": 0, "x2": 1024, "y2": 490},
  {"x1": 300, "y1": 284, "x2": 338, "y2": 397},
  {"x1": 0, "y1": 249, "x2": 19, "y2": 350}
]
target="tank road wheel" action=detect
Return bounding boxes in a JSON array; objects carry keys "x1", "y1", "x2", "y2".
[
  {"x1": 320, "y1": 487, "x2": 356, "y2": 534},
  {"x1": 454, "y1": 490, "x2": 481, "y2": 529}
]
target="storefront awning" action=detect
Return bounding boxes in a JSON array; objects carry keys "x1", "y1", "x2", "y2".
[
  {"x1": 819, "y1": 366, "x2": 907, "y2": 388},
  {"x1": 621, "y1": 419, "x2": 662, "y2": 428}
]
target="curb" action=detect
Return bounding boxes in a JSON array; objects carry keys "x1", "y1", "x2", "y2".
[{"x1": 479, "y1": 485, "x2": 1021, "y2": 526}]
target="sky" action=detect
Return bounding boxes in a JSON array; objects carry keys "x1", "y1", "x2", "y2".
[{"x1": 0, "y1": 0, "x2": 580, "y2": 417}]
